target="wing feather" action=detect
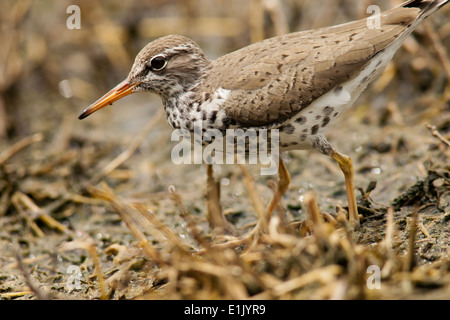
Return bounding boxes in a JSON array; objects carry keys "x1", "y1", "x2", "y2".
[{"x1": 205, "y1": 7, "x2": 420, "y2": 127}]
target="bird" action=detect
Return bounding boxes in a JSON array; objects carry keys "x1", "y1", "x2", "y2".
[{"x1": 79, "y1": 0, "x2": 448, "y2": 231}]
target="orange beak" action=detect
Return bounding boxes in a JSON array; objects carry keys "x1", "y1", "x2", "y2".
[{"x1": 78, "y1": 80, "x2": 140, "y2": 120}]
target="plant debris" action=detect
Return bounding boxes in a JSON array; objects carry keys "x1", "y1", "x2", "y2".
[{"x1": 0, "y1": 0, "x2": 449, "y2": 300}]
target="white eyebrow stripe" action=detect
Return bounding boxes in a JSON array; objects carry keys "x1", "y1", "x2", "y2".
[{"x1": 162, "y1": 45, "x2": 192, "y2": 56}]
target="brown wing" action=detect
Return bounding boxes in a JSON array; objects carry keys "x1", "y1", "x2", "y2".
[{"x1": 209, "y1": 6, "x2": 419, "y2": 127}]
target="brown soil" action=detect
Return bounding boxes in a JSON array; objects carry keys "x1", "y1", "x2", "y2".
[{"x1": 0, "y1": 0, "x2": 449, "y2": 300}]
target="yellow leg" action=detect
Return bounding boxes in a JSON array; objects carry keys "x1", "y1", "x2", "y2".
[
  {"x1": 266, "y1": 158, "x2": 291, "y2": 217},
  {"x1": 206, "y1": 164, "x2": 236, "y2": 235},
  {"x1": 330, "y1": 150, "x2": 360, "y2": 226}
]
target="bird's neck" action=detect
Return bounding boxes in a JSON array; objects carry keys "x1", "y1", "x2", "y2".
[
  {"x1": 161, "y1": 62, "x2": 212, "y2": 112},
  {"x1": 163, "y1": 87, "x2": 203, "y2": 115}
]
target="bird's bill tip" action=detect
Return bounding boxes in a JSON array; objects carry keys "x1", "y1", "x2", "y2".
[{"x1": 78, "y1": 80, "x2": 140, "y2": 120}]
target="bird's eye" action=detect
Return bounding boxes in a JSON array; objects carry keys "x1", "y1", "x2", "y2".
[{"x1": 150, "y1": 56, "x2": 167, "y2": 71}]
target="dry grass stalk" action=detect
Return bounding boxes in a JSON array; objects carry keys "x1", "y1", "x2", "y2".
[
  {"x1": 15, "y1": 250, "x2": 50, "y2": 300},
  {"x1": 0, "y1": 133, "x2": 43, "y2": 166},
  {"x1": 380, "y1": 207, "x2": 398, "y2": 279},
  {"x1": 271, "y1": 265, "x2": 343, "y2": 297},
  {"x1": 11, "y1": 191, "x2": 68, "y2": 235},
  {"x1": 424, "y1": 21, "x2": 450, "y2": 86},
  {"x1": 58, "y1": 237, "x2": 107, "y2": 300},
  {"x1": 5, "y1": 254, "x2": 50, "y2": 270},
  {"x1": 206, "y1": 164, "x2": 232, "y2": 235},
  {"x1": 239, "y1": 164, "x2": 268, "y2": 233},
  {"x1": 383, "y1": 207, "x2": 395, "y2": 252},
  {"x1": 263, "y1": 0, "x2": 289, "y2": 36},
  {"x1": 86, "y1": 183, "x2": 165, "y2": 265},
  {"x1": 0, "y1": 291, "x2": 34, "y2": 299},
  {"x1": 1, "y1": 0, "x2": 448, "y2": 301},
  {"x1": 139, "y1": 17, "x2": 243, "y2": 38},
  {"x1": 405, "y1": 208, "x2": 419, "y2": 272},
  {"x1": 75, "y1": 171, "x2": 448, "y2": 300},
  {"x1": 91, "y1": 110, "x2": 163, "y2": 184},
  {"x1": 168, "y1": 188, "x2": 212, "y2": 250},
  {"x1": 426, "y1": 124, "x2": 450, "y2": 148},
  {"x1": 88, "y1": 244, "x2": 108, "y2": 300},
  {"x1": 249, "y1": 0, "x2": 265, "y2": 43}
]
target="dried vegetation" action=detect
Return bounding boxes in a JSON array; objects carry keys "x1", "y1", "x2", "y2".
[{"x1": 0, "y1": 0, "x2": 449, "y2": 300}]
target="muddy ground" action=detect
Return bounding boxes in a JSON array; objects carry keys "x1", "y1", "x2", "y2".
[{"x1": 0, "y1": 0, "x2": 449, "y2": 300}]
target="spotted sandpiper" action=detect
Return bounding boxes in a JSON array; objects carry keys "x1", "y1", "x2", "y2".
[{"x1": 79, "y1": 0, "x2": 448, "y2": 229}]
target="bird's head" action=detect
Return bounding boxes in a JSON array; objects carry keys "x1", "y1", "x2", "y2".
[{"x1": 78, "y1": 35, "x2": 210, "y2": 120}]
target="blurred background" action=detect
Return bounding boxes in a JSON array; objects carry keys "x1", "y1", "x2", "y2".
[
  {"x1": 0, "y1": 0, "x2": 449, "y2": 299},
  {"x1": 1, "y1": 0, "x2": 448, "y2": 140}
]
